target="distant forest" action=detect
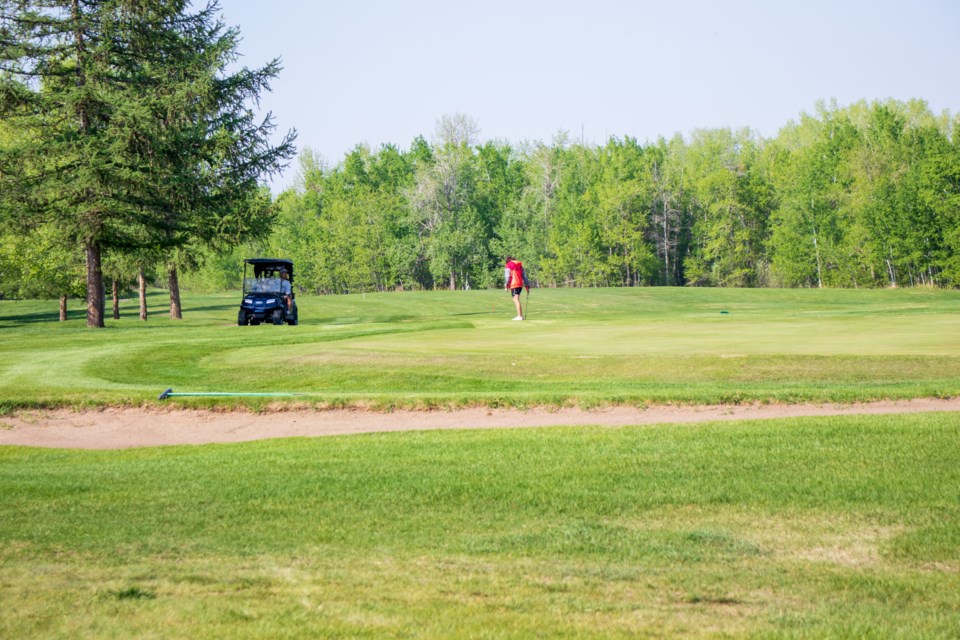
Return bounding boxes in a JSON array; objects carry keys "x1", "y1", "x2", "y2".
[
  {"x1": 4, "y1": 99, "x2": 960, "y2": 309},
  {"x1": 243, "y1": 99, "x2": 960, "y2": 294}
]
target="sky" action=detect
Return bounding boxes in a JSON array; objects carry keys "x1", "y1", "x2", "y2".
[{"x1": 213, "y1": 0, "x2": 960, "y2": 193}]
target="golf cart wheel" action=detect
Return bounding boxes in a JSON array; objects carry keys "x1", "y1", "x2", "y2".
[
  {"x1": 272, "y1": 309, "x2": 284, "y2": 325},
  {"x1": 287, "y1": 308, "x2": 298, "y2": 326},
  {"x1": 238, "y1": 309, "x2": 248, "y2": 326}
]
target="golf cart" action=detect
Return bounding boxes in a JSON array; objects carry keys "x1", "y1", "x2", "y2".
[{"x1": 238, "y1": 258, "x2": 298, "y2": 326}]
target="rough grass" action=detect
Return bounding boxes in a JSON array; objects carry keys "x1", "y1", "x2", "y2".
[
  {"x1": 1, "y1": 287, "x2": 958, "y2": 411},
  {"x1": 1, "y1": 413, "x2": 958, "y2": 638}
]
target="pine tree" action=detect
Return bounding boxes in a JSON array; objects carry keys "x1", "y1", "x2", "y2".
[{"x1": 0, "y1": 1, "x2": 294, "y2": 326}]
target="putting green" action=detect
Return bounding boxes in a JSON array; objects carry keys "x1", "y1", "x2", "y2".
[{"x1": 340, "y1": 315, "x2": 960, "y2": 356}]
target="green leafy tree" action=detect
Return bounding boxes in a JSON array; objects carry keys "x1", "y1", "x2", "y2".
[
  {"x1": 903, "y1": 122, "x2": 960, "y2": 285},
  {"x1": 0, "y1": 223, "x2": 85, "y2": 319},
  {"x1": 770, "y1": 109, "x2": 859, "y2": 287},
  {"x1": 844, "y1": 103, "x2": 911, "y2": 286},
  {"x1": 409, "y1": 129, "x2": 485, "y2": 291},
  {"x1": 590, "y1": 137, "x2": 658, "y2": 286},
  {"x1": 540, "y1": 138, "x2": 604, "y2": 286},
  {"x1": 684, "y1": 129, "x2": 775, "y2": 287},
  {"x1": 268, "y1": 150, "x2": 328, "y2": 293},
  {"x1": 369, "y1": 144, "x2": 418, "y2": 290},
  {"x1": 647, "y1": 136, "x2": 691, "y2": 286}
]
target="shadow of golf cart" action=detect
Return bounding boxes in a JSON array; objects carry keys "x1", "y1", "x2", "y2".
[{"x1": 238, "y1": 258, "x2": 298, "y2": 326}]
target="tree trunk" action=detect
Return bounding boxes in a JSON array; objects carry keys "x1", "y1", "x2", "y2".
[
  {"x1": 76, "y1": 4, "x2": 102, "y2": 329},
  {"x1": 59, "y1": 296, "x2": 67, "y2": 322},
  {"x1": 812, "y1": 228, "x2": 823, "y2": 289},
  {"x1": 168, "y1": 265, "x2": 182, "y2": 319},
  {"x1": 138, "y1": 268, "x2": 148, "y2": 321},
  {"x1": 85, "y1": 241, "x2": 104, "y2": 328},
  {"x1": 112, "y1": 278, "x2": 120, "y2": 320},
  {"x1": 449, "y1": 270, "x2": 456, "y2": 291},
  {"x1": 662, "y1": 201, "x2": 670, "y2": 284}
]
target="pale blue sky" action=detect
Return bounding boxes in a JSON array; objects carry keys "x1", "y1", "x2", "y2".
[{"x1": 215, "y1": 0, "x2": 959, "y2": 192}]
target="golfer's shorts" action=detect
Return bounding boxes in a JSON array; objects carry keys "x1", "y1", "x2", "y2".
[{"x1": 510, "y1": 287, "x2": 523, "y2": 296}]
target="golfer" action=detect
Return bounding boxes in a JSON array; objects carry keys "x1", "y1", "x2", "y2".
[
  {"x1": 504, "y1": 256, "x2": 530, "y2": 320},
  {"x1": 279, "y1": 269, "x2": 292, "y2": 312}
]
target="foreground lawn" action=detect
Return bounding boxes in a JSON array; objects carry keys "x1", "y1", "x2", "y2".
[
  {"x1": 1, "y1": 287, "x2": 959, "y2": 409},
  {"x1": 1, "y1": 413, "x2": 958, "y2": 638}
]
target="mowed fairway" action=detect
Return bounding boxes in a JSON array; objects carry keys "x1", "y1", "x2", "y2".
[
  {"x1": 1, "y1": 286, "x2": 959, "y2": 409},
  {"x1": 2, "y1": 287, "x2": 960, "y2": 637}
]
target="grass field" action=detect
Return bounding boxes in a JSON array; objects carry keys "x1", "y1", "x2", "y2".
[
  {"x1": 1, "y1": 286, "x2": 959, "y2": 410},
  {"x1": 3, "y1": 287, "x2": 960, "y2": 637},
  {"x1": 2, "y1": 413, "x2": 959, "y2": 638}
]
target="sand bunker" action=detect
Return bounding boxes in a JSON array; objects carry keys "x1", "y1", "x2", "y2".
[{"x1": 1, "y1": 398, "x2": 958, "y2": 449}]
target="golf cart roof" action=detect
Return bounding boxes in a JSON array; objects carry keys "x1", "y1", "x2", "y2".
[
  {"x1": 244, "y1": 258, "x2": 293, "y2": 268},
  {"x1": 244, "y1": 258, "x2": 294, "y2": 283}
]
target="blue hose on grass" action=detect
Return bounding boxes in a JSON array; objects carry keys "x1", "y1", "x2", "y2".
[{"x1": 159, "y1": 388, "x2": 297, "y2": 400}]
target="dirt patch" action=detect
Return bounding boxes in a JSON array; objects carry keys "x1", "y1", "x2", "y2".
[{"x1": 1, "y1": 398, "x2": 958, "y2": 450}]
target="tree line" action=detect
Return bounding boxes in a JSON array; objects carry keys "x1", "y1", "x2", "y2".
[{"x1": 256, "y1": 102, "x2": 958, "y2": 295}]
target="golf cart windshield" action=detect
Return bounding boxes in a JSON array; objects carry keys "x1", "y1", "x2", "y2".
[{"x1": 244, "y1": 276, "x2": 283, "y2": 294}]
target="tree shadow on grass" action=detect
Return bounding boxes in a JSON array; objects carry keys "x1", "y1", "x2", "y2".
[
  {"x1": 0, "y1": 308, "x2": 87, "y2": 326},
  {"x1": 313, "y1": 315, "x2": 418, "y2": 325},
  {"x1": 180, "y1": 303, "x2": 237, "y2": 313},
  {"x1": 0, "y1": 299, "x2": 234, "y2": 326}
]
